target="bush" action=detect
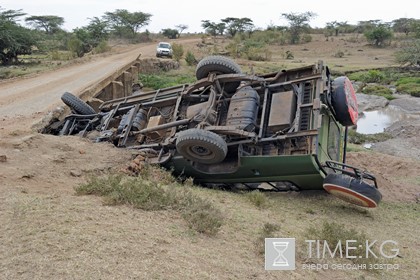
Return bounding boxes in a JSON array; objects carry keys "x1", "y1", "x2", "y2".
[
  {"x1": 93, "y1": 41, "x2": 111, "y2": 54},
  {"x1": 284, "y1": 50, "x2": 294, "y2": 59},
  {"x1": 334, "y1": 50, "x2": 345, "y2": 58},
  {"x1": 395, "y1": 40, "x2": 420, "y2": 66},
  {"x1": 171, "y1": 43, "x2": 184, "y2": 62},
  {"x1": 246, "y1": 190, "x2": 269, "y2": 209},
  {"x1": 246, "y1": 47, "x2": 271, "y2": 61},
  {"x1": 364, "y1": 25, "x2": 393, "y2": 47},
  {"x1": 301, "y1": 33, "x2": 312, "y2": 43},
  {"x1": 185, "y1": 51, "x2": 197, "y2": 66}
]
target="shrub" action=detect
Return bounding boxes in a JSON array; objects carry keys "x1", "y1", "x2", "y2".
[
  {"x1": 364, "y1": 25, "x2": 393, "y2": 47},
  {"x1": 93, "y1": 41, "x2": 111, "y2": 54},
  {"x1": 171, "y1": 43, "x2": 184, "y2": 62},
  {"x1": 334, "y1": 50, "x2": 345, "y2": 58},
  {"x1": 246, "y1": 190, "x2": 269, "y2": 209},
  {"x1": 284, "y1": 50, "x2": 294, "y2": 59},
  {"x1": 246, "y1": 47, "x2": 272, "y2": 61},
  {"x1": 185, "y1": 51, "x2": 197, "y2": 66},
  {"x1": 395, "y1": 39, "x2": 420, "y2": 66},
  {"x1": 301, "y1": 33, "x2": 312, "y2": 43}
]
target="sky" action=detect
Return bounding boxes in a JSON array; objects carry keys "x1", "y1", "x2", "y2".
[{"x1": 1, "y1": 0, "x2": 420, "y2": 33}]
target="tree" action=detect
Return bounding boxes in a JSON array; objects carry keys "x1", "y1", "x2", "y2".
[
  {"x1": 161, "y1": 28, "x2": 179, "y2": 39},
  {"x1": 221, "y1": 17, "x2": 254, "y2": 37},
  {"x1": 281, "y1": 12, "x2": 316, "y2": 44},
  {"x1": 25, "y1": 15, "x2": 64, "y2": 34},
  {"x1": 104, "y1": 9, "x2": 152, "y2": 38},
  {"x1": 392, "y1": 18, "x2": 416, "y2": 36},
  {"x1": 86, "y1": 17, "x2": 109, "y2": 42},
  {"x1": 68, "y1": 17, "x2": 110, "y2": 57},
  {"x1": 175, "y1": 24, "x2": 188, "y2": 37},
  {"x1": 395, "y1": 40, "x2": 420, "y2": 66},
  {"x1": 0, "y1": 8, "x2": 36, "y2": 65},
  {"x1": 364, "y1": 24, "x2": 393, "y2": 47},
  {"x1": 411, "y1": 20, "x2": 420, "y2": 38},
  {"x1": 201, "y1": 20, "x2": 220, "y2": 36},
  {"x1": 326, "y1": 21, "x2": 348, "y2": 36}
]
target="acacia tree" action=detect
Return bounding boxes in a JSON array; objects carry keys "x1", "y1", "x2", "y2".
[
  {"x1": 391, "y1": 18, "x2": 417, "y2": 36},
  {"x1": 86, "y1": 17, "x2": 109, "y2": 42},
  {"x1": 0, "y1": 8, "x2": 36, "y2": 65},
  {"x1": 282, "y1": 12, "x2": 316, "y2": 44},
  {"x1": 326, "y1": 21, "x2": 348, "y2": 36},
  {"x1": 25, "y1": 15, "x2": 64, "y2": 34},
  {"x1": 104, "y1": 9, "x2": 152, "y2": 38},
  {"x1": 221, "y1": 17, "x2": 254, "y2": 37},
  {"x1": 175, "y1": 24, "x2": 188, "y2": 37},
  {"x1": 201, "y1": 20, "x2": 225, "y2": 36}
]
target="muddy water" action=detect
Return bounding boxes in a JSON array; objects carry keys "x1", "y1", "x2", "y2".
[{"x1": 356, "y1": 105, "x2": 410, "y2": 134}]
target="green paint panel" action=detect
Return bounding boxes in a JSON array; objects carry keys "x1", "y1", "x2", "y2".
[{"x1": 169, "y1": 154, "x2": 325, "y2": 190}]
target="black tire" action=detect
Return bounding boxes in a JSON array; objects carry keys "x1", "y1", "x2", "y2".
[
  {"x1": 176, "y1": 129, "x2": 228, "y2": 164},
  {"x1": 61, "y1": 92, "x2": 96, "y2": 115},
  {"x1": 323, "y1": 173, "x2": 382, "y2": 208},
  {"x1": 331, "y1": 76, "x2": 358, "y2": 126},
  {"x1": 196, "y1": 55, "x2": 242, "y2": 93}
]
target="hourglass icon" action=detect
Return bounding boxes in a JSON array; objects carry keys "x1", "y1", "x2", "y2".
[{"x1": 272, "y1": 241, "x2": 289, "y2": 266}]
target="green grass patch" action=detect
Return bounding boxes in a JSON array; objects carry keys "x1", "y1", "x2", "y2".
[
  {"x1": 139, "y1": 72, "x2": 196, "y2": 89},
  {"x1": 348, "y1": 70, "x2": 386, "y2": 83},
  {"x1": 395, "y1": 77, "x2": 420, "y2": 97},
  {"x1": 362, "y1": 84, "x2": 395, "y2": 100},
  {"x1": 75, "y1": 170, "x2": 224, "y2": 236}
]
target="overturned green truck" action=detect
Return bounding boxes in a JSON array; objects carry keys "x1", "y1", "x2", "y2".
[{"x1": 53, "y1": 56, "x2": 382, "y2": 208}]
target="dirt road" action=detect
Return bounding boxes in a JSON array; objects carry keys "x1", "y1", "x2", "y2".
[{"x1": 0, "y1": 44, "x2": 154, "y2": 121}]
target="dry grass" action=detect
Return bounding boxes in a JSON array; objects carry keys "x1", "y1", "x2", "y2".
[{"x1": 75, "y1": 173, "x2": 224, "y2": 236}]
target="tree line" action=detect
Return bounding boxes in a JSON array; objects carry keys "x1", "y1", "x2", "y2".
[{"x1": 1, "y1": 7, "x2": 420, "y2": 65}]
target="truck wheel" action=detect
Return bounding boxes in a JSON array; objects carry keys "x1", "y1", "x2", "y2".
[
  {"x1": 331, "y1": 76, "x2": 358, "y2": 126},
  {"x1": 323, "y1": 173, "x2": 382, "y2": 208},
  {"x1": 61, "y1": 92, "x2": 96, "y2": 115},
  {"x1": 196, "y1": 55, "x2": 242, "y2": 93},
  {"x1": 176, "y1": 129, "x2": 227, "y2": 164}
]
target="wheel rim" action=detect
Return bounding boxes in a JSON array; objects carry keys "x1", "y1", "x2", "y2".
[{"x1": 187, "y1": 145, "x2": 214, "y2": 160}]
